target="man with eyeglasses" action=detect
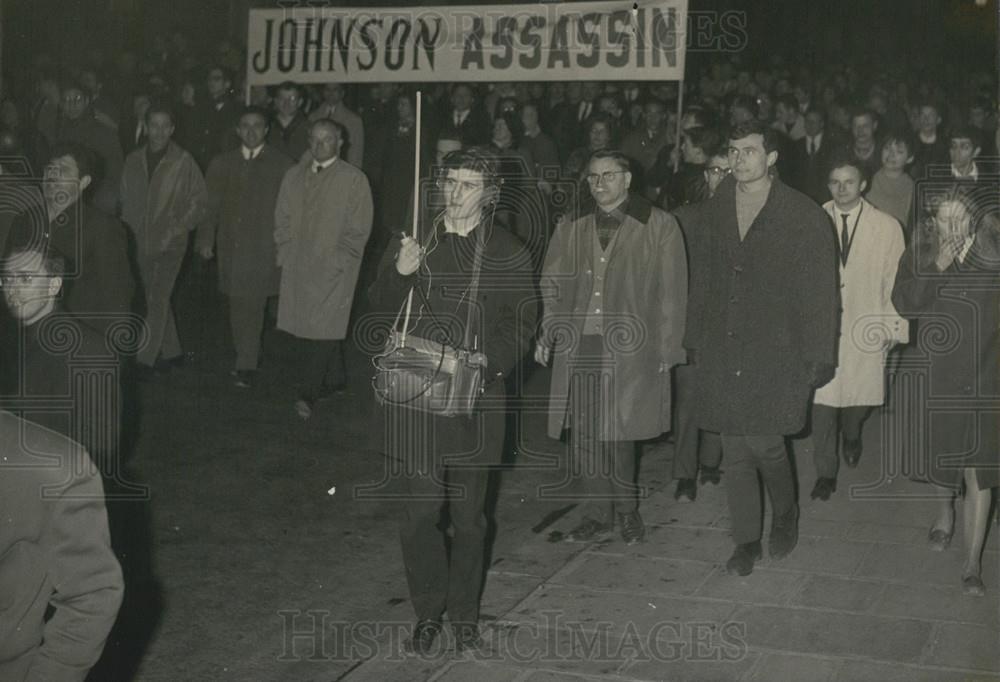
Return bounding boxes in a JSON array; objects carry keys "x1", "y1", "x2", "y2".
[
  {"x1": 267, "y1": 81, "x2": 311, "y2": 163},
  {"x1": 0, "y1": 246, "x2": 125, "y2": 475},
  {"x1": 54, "y1": 80, "x2": 123, "y2": 216},
  {"x1": 537, "y1": 149, "x2": 688, "y2": 546},
  {"x1": 274, "y1": 119, "x2": 372, "y2": 420},
  {"x1": 685, "y1": 120, "x2": 838, "y2": 576}
]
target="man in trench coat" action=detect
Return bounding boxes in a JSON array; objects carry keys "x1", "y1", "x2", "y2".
[
  {"x1": 809, "y1": 156, "x2": 908, "y2": 500},
  {"x1": 685, "y1": 120, "x2": 839, "y2": 576},
  {"x1": 198, "y1": 106, "x2": 293, "y2": 388},
  {"x1": 274, "y1": 119, "x2": 373, "y2": 419},
  {"x1": 537, "y1": 149, "x2": 688, "y2": 545}
]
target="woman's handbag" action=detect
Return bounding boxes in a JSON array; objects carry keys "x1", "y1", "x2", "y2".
[{"x1": 373, "y1": 228, "x2": 488, "y2": 417}]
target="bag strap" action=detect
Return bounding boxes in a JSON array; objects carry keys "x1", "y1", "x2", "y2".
[{"x1": 462, "y1": 224, "x2": 486, "y2": 352}]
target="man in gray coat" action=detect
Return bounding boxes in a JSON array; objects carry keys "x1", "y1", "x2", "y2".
[
  {"x1": 685, "y1": 120, "x2": 839, "y2": 576},
  {"x1": 274, "y1": 119, "x2": 373, "y2": 419},
  {"x1": 198, "y1": 107, "x2": 293, "y2": 388},
  {"x1": 537, "y1": 149, "x2": 688, "y2": 546}
]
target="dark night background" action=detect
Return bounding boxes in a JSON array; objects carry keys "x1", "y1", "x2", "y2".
[{"x1": 3, "y1": 0, "x2": 997, "y2": 82}]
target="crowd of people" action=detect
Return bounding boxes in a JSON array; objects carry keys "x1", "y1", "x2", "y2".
[{"x1": 0, "y1": 31, "x2": 997, "y2": 673}]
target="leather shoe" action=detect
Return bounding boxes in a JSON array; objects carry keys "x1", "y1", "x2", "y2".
[
  {"x1": 726, "y1": 541, "x2": 762, "y2": 576},
  {"x1": 928, "y1": 526, "x2": 953, "y2": 552},
  {"x1": 618, "y1": 510, "x2": 645, "y2": 545},
  {"x1": 962, "y1": 574, "x2": 986, "y2": 597},
  {"x1": 405, "y1": 619, "x2": 442, "y2": 656},
  {"x1": 810, "y1": 477, "x2": 837, "y2": 501},
  {"x1": 699, "y1": 465, "x2": 721, "y2": 486},
  {"x1": 566, "y1": 517, "x2": 612, "y2": 543},
  {"x1": 674, "y1": 478, "x2": 696, "y2": 502},
  {"x1": 843, "y1": 438, "x2": 863, "y2": 468},
  {"x1": 769, "y1": 505, "x2": 799, "y2": 560}
]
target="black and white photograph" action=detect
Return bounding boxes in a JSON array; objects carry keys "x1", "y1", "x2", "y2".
[{"x1": 0, "y1": 0, "x2": 997, "y2": 679}]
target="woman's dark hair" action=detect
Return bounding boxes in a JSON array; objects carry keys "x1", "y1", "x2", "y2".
[{"x1": 494, "y1": 111, "x2": 524, "y2": 147}]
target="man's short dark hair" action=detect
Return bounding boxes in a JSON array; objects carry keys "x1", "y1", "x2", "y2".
[
  {"x1": 47, "y1": 142, "x2": 96, "y2": 181},
  {"x1": 684, "y1": 126, "x2": 723, "y2": 158},
  {"x1": 585, "y1": 112, "x2": 616, "y2": 139},
  {"x1": 59, "y1": 78, "x2": 88, "y2": 97},
  {"x1": 207, "y1": 64, "x2": 233, "y2": 84},
  {"x1": 948, "y1": 124, "x2": 982, "y2": 147},
  {"x1": 825, "y1": 151, "x2": 866, "y2": 181},
  {"x1": 730, "y1": 94, "x2": 759, "y2": 118},
  {"x1": 275, "y1": 80, "x2": 302, "y2": 97},
  {"x1": 850, "y1": 108, "x2": 877, "y2": 126},
  {"x1": 880, "y1": 130, "x2": 915, "y2": 155},
  {"x1": 729, "y1": 119, "x2": 781, "y2": 154},
  {"x1": 682, "y1": 105, "x2": 718, "y2": 129},
  {"x1": 588, "y1": 149, "x2": 632, "y2": 173},
  {"x1": 239, "y1": 105, "x2": 271, "y2": 127},
  {"x1": 804, "y1": 107, "x2": 826, "y2": 123},
  {"x1": 144, "y1": 100, "x2": 176, "y2": 125}
]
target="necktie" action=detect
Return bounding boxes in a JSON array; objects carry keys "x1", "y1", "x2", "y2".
[
  {"x1": 840, "y1": 214, "x2": 851, "y2": 267},
  {"x1": 579, "y1": 101, "x2": 590, "y2": 122},
  {"x1": 807, "y1": 137, "x2": 813, "y2": 156}
]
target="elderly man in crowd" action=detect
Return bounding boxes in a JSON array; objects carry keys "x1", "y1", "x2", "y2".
[
  {"x1": 120, "y1": 102, "x2": 207, "y2": 377},
  {"x1": 537, "y1": 149, "x2": 688, "y2": 545},
  {"x1": 199, "y1": 107, "x2": 293, "y2": 388},
  {"x1": 308, "y1": 81, "x2": 365, "y2": 168},
  {"x1": 274, "y1": 119, "x2": 373, "y2": 420}
]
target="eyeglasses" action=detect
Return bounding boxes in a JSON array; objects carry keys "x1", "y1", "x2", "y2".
[
  {"x1": 706, "y1": 166, "x2": 731, "y2": 177},
  {"x1": 437, "y1": 177, "x2": 484, "y2": 194},
  {"x1": 61, "y1": 95, "x2": 85, "y2": 104},
  {"x1": 584, "y1": 170, "x2": 628, "y2": 185}
]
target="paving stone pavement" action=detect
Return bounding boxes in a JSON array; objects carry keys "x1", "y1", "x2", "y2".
[{"x1": 343, "y1": 407, "x2": 1000, "y2": 682}]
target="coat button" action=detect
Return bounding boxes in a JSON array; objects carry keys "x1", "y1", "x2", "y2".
[
  {"x1": 727, "y1": 331, "x2": 735, "y2": 338},
  {"x1": 735, "y1": 370, "x2": 742, "y2": 377}
]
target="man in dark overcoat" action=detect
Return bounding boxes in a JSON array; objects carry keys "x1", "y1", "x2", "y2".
[
  {"x1": 6, "y1": 143, "x2": 135, "y2": 335},
  {"x1": 685, "y1": 120, "x2": 839, "y2": 576},
  {"x1": 198, "y1": 107, "x2": 293, "y2": 387}
]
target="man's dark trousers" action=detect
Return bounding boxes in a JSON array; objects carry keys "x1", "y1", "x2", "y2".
[
  {"x1": 719, "y1": 434, "x2": 796, "y2": 544},
  {"x1": 811, "y1": 404, "x2": 874, "y2": 478},
  {"x1": 673, "y1": 363, "x2": 723, "y2": 480}
]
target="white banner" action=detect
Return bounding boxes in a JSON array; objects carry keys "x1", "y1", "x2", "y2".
[{"x1": 246, "y1": 0, "x2": 687, "y2": 86}]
